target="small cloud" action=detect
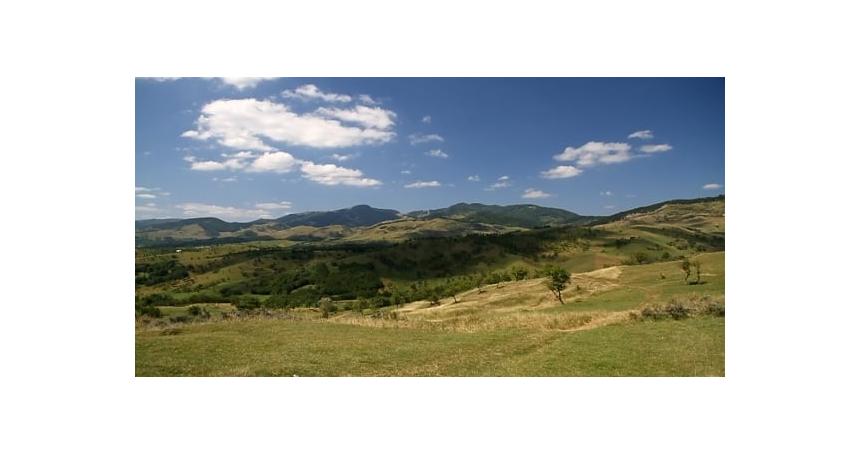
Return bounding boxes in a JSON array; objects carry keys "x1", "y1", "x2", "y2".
[
  {"x1": 135, "y1": 186, "x2": 167, "y2": 199},
  {"x1": 254, "y1": 201, "x2": 293, "y2": 216},
  {"x1": 604, "y1": 205, "x2": 616, "y2": 210},
  {"x1": 467, "y1": 175, "x2": 480, "y2": 182},
  {"x1": 330, "y1": 153, "x2": 356, "y2": 162},
  {"x1": 426, "y1": 149, "x2": 449, "y2": 159},
  {"x1": 400, "y1": 170, "x2": 412, "y2": 175},
  {"x1": 703, "y1": 183, "x2": 723, "y2": 190},
  {"x1": 220, "y1": 77, "x2": 277, "y2": 90},
  {"x1": 554, "y1": 142, "x2": 632, "y2": 166},
  {"x1": 600, "y1": 190, "x2": 613, "y2": 196},
  {"x1": 176, "y1": 202, "x2": 273, "y2": 221},
  {"x1": 628, "y1": 130, "x2": 654, "y2": 140},
  {"x1": 409, "y1": 133, "x2": 444, "y2": 145},
  {"x1": 421, "y1": 115, "x2": 432, "y2": 124},
  {"x1": 405, "y1": 180, "x2": 441, "y2": 188},
  {"x1": 212, "y1": 176, "x2": 238, "y2": 183},
  {"x1": 485, "y1": 176, "x2": 512, "y2": 190},
  {"x1": 358, "y1": 94, "x2": 380, "y2": 105},
  {"x1": 540, "y1": 165, "x2": 582, "y2": 179},
  {"x1": 281, "y1": 84, "x2": 352, "y2": 103},
  {"x1": 522, "y1": 188, "x2": 551, "y2": 199},
  {"x1": 640, "y1": 144, "x2": 673, "y2": 153}
]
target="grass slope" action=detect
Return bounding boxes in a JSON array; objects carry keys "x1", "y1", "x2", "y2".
[{"x1": 137, "y1": 252, "x2": 724, "y2": 376}]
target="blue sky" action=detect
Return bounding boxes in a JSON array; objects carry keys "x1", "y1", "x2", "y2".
[{"x1": 136, "y1": 78, "x2": 724, "y2": 221}]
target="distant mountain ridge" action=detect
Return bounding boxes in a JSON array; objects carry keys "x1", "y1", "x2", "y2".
[
  {"x1": 276, "y1": 205, "x2": 400, "y2": 228},
  {"x1": 135, "y1": 197, "x2": 724, "y2": 246},
  {"x1": 406, "y1": 203, "x2": 597, "y2": 228}
]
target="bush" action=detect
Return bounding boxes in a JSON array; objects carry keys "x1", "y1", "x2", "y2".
[
  {"x1": 703, "y1": 302, "x2": 725, "y2": 317},
  {"x1": 187, "y1": 305, "x2": 210, "y2": 318},
  {"x1": 319, "y1": 299, "x2": 336, "y2": 318},
  {"x1": 665, "y1": 302, "x2": 691, "y2": 320},
  {"x1": 636, "y1": 296, "x2": 724, "y2": 320},
  {"x1": 135, "y1": 304, "x2": 162, "y2": 318}
]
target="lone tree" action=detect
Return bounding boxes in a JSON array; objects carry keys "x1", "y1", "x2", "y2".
[
  {"x1": 680, "y1": 258, "x2": 691, "y2": 283},
  {"x1": 544, "y1": 265, "x2": 571, "y2": 304}
]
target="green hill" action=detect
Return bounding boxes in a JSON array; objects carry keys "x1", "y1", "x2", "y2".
[
  {"x1": 276, "y1": 205, "x2": 400, "y2": 228},
  {"x1": 407, "y1": 203, "x2": 598, "y2": 228}
]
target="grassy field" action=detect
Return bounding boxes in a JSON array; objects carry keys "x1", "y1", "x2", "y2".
[
  {"x1": 136, "y1": 317, "x2": 723, "y2": 376},
  {"x1": 136, "y1": 252, "x2": 725, "y2": 376}
]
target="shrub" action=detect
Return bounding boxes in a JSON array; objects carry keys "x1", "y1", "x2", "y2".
[
  {"x1": 703, "y1": 302, "x2": 725, "y2": 317},
  {"x1": 187, "y1": 305, "x2": 210, "y2": 318},
  {"x1": 135, "y1": 304, "x2": 162, "y2": 318},
  {"x1": 319, "y1": 298, "x2": 336, "y2": 318}
]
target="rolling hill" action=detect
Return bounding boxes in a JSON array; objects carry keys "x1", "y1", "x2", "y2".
[{"x1": 407, "y1": 203, "x2": 597, "y2": 228}]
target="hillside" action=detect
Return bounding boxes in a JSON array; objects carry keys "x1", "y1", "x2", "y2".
[
  {"x1": 407, "y1": 202, "x2": 597, "y2": 228},
  {"x1": 135, "y1": 202, "x2": 602, "y2": 246},
  {"x1": 135, "y1": 195, "x2": 725, "y2": 376},
  {"x1": 275, "y1": 205, "x2": 400, "y2": 228}
]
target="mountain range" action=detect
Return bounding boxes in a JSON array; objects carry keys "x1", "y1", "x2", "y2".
[{"x1": 135, "y1": 196, "x2": 724, "y2": 246}]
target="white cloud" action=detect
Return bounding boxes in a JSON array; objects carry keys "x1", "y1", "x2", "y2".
[
  {"x1": 135, "y1": 186, "x2": 169, "y2": 198},
  {"x1": 220, "y1": 77, "x2": 277, "y2": 90},
  {"x1": 408, "y1": 133, "x2": 444, "y2": 145},
  {"x1": 467, "y1": 175, "x2": 480, "y2": 182},
  {"x1": 640, "y1": 144, "x2": 673, "y2": 153},
  {"x1": 628, "y1": 130, "x2": 654, "y2": 140},
  {"x1": 176, "y1": 202, "x2": 273, "y2": 221},
  {"x1": 135, "y1": 205, "x2": 162, "y2": 215},
  {"x1": 281, "y1": 84, "x2": 352, "y2": 103},
  {"x1": 190, "y1": 160, "x2": 229, "y2": 171},
  {"x1": 212, "y1": 176, "x2": 238, "y2": 183},
  {"x1": 357, "y1": 94, "x2": 380, "y2": 105},
  {"x1": 600, "y1": 190, "x2": 613, "y2": 196},
  {"x1": 188, "y1": 150, "x2": 381, "y2": 187},
  {"x1": 247, "y1": 151, "x2": 300, "y2": 173},
  {"x1": 540, "y1": 165, "x2": 582, "y2": 179},
  {"x1": 182, "y1": 98, "x2": 395, "y2": 150},
  {"x1": 254, "y1": 201, "x2": 292, "y2": 210},
  {"x1": 703, "y1": 183, "x2": 723, "y2": 190},
  {"x1": 486, "y1": 176, "x2": 512, "y2": 190},
  {"x1": 405, "y1": 180, "x2": 441, "y2": 188},
  {"x1": 522, "y1": 188, "x2": 551, "y2": 199},
  {"x1": 400, "y1": 170, "x2": 412, "y2": 175},
  {"x1": 315, "y1": 105, "x2": 396, "y2": 129},
  {"x1": 426, "y1": 149, "x2": 448, "y2": 159},
  {"x1": 330, "y1": 153, "x2": 355, "y2": 162},
  {"x1": 254, "y1": 201, "x2": 292, "y2": 216},
  {"x1": 299, "y1": 162, "x2": 382, "y2": 187},
  {"x1": 554, "y1": 142, "x2": 633, "y2": 166},
  {"x1": 422, "y1": 115, "x2": 432, "y2": 124}
]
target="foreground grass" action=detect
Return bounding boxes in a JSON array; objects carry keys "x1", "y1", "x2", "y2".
[{"x1": 136, "y1": 317, "x2": 723, "y2": 376}]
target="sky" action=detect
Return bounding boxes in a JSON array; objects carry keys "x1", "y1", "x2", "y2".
[{"x1": 136, "y1": 78, "x2": 724, "y2": 221}]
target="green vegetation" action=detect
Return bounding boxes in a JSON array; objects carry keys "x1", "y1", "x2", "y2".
[{"x1": 136, "y1": 197, "x2": 725, "y2": 376}]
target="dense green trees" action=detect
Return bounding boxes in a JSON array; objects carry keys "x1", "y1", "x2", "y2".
[{"x1": 135, "y1": 259, "x2": 188, "y2": 286}]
